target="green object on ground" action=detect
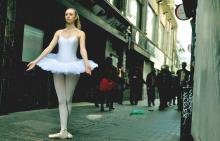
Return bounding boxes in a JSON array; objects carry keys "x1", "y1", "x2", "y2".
[{"x1": 130, "y1": 109, "x2": 145, "y2": 115}]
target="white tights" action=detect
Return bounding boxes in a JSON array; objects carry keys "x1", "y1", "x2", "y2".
[{"x1": 53, "y1": 73, "x2": 79, "y2": 130}]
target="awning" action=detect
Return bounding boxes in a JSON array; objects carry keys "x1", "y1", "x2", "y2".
[{"x1": 56, "y1": 0, "x2": 130, "y2": 43}]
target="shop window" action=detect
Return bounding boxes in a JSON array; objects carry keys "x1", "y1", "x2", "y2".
[{"x1": 22, "y1": 24, "x2": 44, "y2": 62}]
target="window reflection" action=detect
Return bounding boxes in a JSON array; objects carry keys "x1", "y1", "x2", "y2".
[
  {"x1": 126, "y1": 0, "x2": 140, "y2": 28},
  {"x1": 146, "y1": 5, "x2": 156, "y2": 42}
]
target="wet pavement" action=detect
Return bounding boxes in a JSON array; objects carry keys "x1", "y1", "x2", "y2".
[{"x1": 0, "y1": 99, "x2": 180, "y2": 141}]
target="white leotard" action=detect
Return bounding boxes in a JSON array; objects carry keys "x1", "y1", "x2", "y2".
[{"x1": 37, "y1": 34, "x2": 98, "y2": 75}]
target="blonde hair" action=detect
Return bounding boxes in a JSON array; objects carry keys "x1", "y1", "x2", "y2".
[{"x1": 67, "y1": 8, "x2": 81, "y2": 29}]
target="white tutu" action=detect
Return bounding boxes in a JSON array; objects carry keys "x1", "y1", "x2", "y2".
[
  {"x1": 36, "y1": 35, "x2": 98, "y2": 75},
  {"x1": 37, "y1": 54, "x2": 98, "y2": 75}
]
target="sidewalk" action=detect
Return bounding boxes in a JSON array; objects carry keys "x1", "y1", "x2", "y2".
[{"x1": 0, "y1": 99, "x2": 180, "y2": 141}]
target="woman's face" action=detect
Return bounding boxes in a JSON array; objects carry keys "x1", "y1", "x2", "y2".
[{"x1": 65, "y1": 9, "x2": 76, "y2": 24}]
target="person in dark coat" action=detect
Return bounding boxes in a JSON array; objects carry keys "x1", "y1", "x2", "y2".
[
  {"x1": 115, "y1": 66, "x2": 125, "y2": 104},
  {"x1": 169, "y1": 73, "x2": 178, "y2": 105},
  {"x1": 176, "y1": 62, "x2": 190, "y2": 110},
  {"x1": 129, "y1": 66, "x2": 143, "y2": 105},
  {"x1": 146, "y1": 69, "x2": 157, "y2": 107},
  {"x1": 156, "y1": 65, "x2": 172, "y2": 110},
  {"x1": 98, "y1": 57, "x2": 117, "y2": 111},
  {"x1": 91, "y1": 66, "x2": 102, "y2": 108}
]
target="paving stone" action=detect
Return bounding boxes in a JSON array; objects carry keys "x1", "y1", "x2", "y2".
[{"x1": 0, "y1": 99, "x2": 180, "y2": 141}]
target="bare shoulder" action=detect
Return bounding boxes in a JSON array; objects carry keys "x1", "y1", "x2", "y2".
[
  {"x1": 76, "y1": 29, "x2": 86, "y2": 37},
  {"x1": 55, "y1": 29, "x2": 63, "y2": 36}
]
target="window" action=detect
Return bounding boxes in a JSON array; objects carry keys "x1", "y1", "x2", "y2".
[
  {"x1": 159, "y1": 23, "x2": 164, "y2": 49},
  {"x1": 126, "y1": 0, "x2": 141, "y2": 28},
  {"x1": 22, "y1": 25, "x2": 44, "y2": 62},
  {"x1": 108, "y1": 0, "x2": 124, "y2": 13},
  {"x1": 146, "y1": 4, "x2": 156, "y2": 42}
]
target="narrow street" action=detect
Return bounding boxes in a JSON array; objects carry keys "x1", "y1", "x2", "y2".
[{"x1": 0, "y1": 100, "x2": 180, "y2": 141}]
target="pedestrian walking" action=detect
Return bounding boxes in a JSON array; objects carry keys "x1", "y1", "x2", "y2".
[
  {"x1": 129, "y1": 66, "x2": 143, "y2": 105},
  {"x1": 146, "y1": 69, "x2": 156, "y2": 107},
  {"x1": 116, "y1": 66, "x2": 125, "y2": 104},
  {"x1": 98, "y1": 57, "x2": 117, "y2": 112},
  {"x1": 169, "y1": 73, "x2": 178, "y2": 105},
  {"x1": 176, "y1": 62, "x2": 190, "y2": 111},
  {"x1": 157, "y1": 65, "x2": 172, "y2": 110}
]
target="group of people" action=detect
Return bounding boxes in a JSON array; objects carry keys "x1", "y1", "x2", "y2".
[
  {"x1": 91, "y1": 57, "x2": 124, "y2": 112},
  {"x1": 25, "y1": 7, "x2": 191, "y2": 139},
  {"x1": 146, "y1": 62, "x2": 190, "y2": 111}
]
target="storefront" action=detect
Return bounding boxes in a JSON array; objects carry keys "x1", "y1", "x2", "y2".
[{"x1": 0, "y1": 0, "x2": 131, "y2": 113}]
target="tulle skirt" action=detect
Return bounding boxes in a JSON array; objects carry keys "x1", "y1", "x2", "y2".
[{"x1": 36, "y1": 53, "x2": 98, "y2": 75}]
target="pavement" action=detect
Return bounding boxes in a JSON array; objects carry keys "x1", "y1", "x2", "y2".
[{"x1": 0, "y1": 99, "x2": 180, "y2": 141}]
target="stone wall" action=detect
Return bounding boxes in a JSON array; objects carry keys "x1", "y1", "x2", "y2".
[{"x1": 191, "y1": 0, "x2": 220, "y2": 141}]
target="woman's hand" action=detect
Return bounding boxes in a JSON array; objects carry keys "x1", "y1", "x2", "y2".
[
  {"x1": 85, "y1": 65, "x2": 92, "y2": 75},
  {"x1": 26, "y1": 61, "x2": 37, "y2": 71}
]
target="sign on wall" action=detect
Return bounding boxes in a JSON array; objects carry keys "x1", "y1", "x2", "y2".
[{"x1": 175, "y1": 4, "x2": 190, "y2": 20}]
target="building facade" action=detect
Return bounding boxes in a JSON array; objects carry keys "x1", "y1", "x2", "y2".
[
  {"x1": 0, "y1": 0, "x2": 179, "y2": 114},
  {"x1": 108, "y1": 0, "x2": 178, "y2": 100},
  {"x1": 109, "y1": 0, "x2": 178, "y2": 72},
  {"x1": 0, "y1": 0, "x2": 131, "y2": 114}
]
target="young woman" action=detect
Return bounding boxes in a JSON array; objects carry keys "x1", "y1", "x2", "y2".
[{"x1": 26, "y1": 8, "x2": 98, "y2": 139}]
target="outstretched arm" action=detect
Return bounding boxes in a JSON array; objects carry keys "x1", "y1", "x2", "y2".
[
  {"x1": 26, "y1": 30, "x2": 60, "y2": 71},
  {"x1": 79, "y1": 31, "x2": 91, "y2": 75}
]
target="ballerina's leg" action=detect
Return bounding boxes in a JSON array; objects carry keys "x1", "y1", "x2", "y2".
[
  {"x1": 65, "y1": 74, "x2": 79, "y2": 118},
  {"x1": 53, "y1": 73, "x2": 68, "y2": 130}
]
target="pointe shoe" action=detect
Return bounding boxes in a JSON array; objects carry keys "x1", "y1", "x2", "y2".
[
  {"x1": 48, "y1": 129, "x2": 68, "y2": 139},
  {"x1": 67, "y1": 131, "x2": 73, "y2": 139}
]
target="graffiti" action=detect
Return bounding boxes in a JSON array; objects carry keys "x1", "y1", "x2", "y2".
[{"x1": 182, "y1": 87, "x2": 193, "y2": 125}]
